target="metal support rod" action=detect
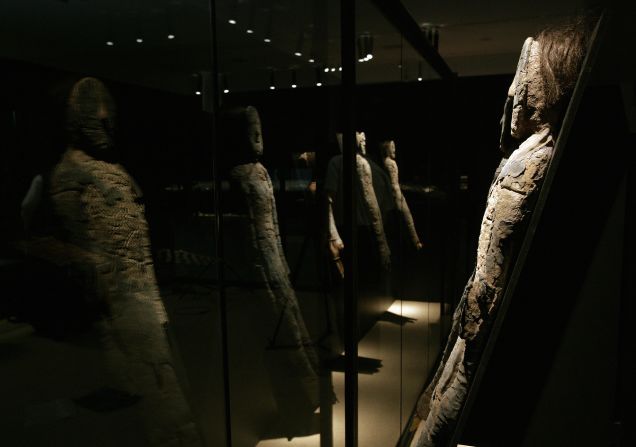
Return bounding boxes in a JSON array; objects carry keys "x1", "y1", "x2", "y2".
[
  {"x1": 207, "y1": 1, "x2": 233, "y2": 446},
  {"x1": 370, "y1": 0, "x2": 454, "y2": 80},
  {"x1": 341, "y1": 1, "x2": 358, "y2": 446}
]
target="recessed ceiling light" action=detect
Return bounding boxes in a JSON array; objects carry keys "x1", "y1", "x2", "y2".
[
  {"x1": 417, "y1": 77, "x2": 423, "y2": 81},
  {"x1": 136, "y1": 38, "x2": 143, "y2": 43},
  {"x1": 308, "y1": 58, "x2": 315, "y2": 63},
  {"x1": 264, "y1": 38, "x2": 271, "y2": 43},
  {"x1": 195, "y1": 91, "x2": 201, "y2": 95},
  {"x1": 338, "y1": 67, "x2": 342, "y2": 71},
  {"x1": 294, "y1": 51, "x2": 302, "y2": 57},
  {"x1": 324, "y1": 68, "x2": 329, "y2": 73},
  {"x1": 316, "y1": 82, "x2": 322, "y2": 87},
  {"x1": 330, "y1": 68, "x2": 336, "y2": 72},
  {"x1": 167, "y1": 34, "x2": 175, "y2": 40},
  {"x1": 106, "y1": 41, "x2": 114, "y2": 46},
  {"x1": 246, "y1": 29, "x2": 254, "y2": 34},
  {"x1": 228, "y1": 19, "x2": 237, "y2": 25},
  {"x1": 269, "y1": 86, "x2": 275, "y2": 90},
  {"x1": 291, "y1": 84, "x2": 297, "y2": 88},
  {"x1": 366, "y1": 53, "x2": 373, "y2": 60},
  {"x1": 223, "y1": 89, "x2": 230, "y2": 94}
]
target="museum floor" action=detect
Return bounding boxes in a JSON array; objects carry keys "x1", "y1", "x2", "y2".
[{"x1": 0, "y1": 283, "x2": 445, "y2": 447}]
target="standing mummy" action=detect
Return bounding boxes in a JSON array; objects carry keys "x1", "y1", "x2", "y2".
[
  {"x1": 48, "y1": 77, "x2": 202, "y2": 447},
  {"x1": 381, "y1": 140, "x2": 422, "y2": 250},
  {"x1": 326, "y1": 131, "x2": 392, "y2": 275},
  {"x1": 225, "y1": 106, "x2": 320, "y2": 408},
  {"x1": 412, "y1": 20, "x2": 589, "y2": 447}
]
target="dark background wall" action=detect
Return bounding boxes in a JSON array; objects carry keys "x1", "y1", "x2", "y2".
[{"x1": 0, "y1": 59, "x2": 512, "y2": 306}]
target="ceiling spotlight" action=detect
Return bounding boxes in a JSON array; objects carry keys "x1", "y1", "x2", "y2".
[
  {"x1": 315, "y1": 67, "x2": 323, "y2": 87},
  {"x1": 421, "y1": 24, "x2": 441, "y2": 50},
  {"x1": 263, "y1": 8, "x2": 273, "y2": 45},
  {"x1": 269, "y1": 70, "x2": 276, "y2": 91},
  {"x1": 294, "y1": 27, "x2": 305, "y2": 60},
  {"x1": 357, "y1": 32, "x2": 374, "y2": 63},
  {"x1": 228, "y1": 0, "x2": 239, "y2": 27},
  {"x1": 136, "y1": 37, "x2": 143, "y2": 43},
  {"x1": 195, "y1": 91, "x2": 201, "y2": 95},
  {"x1": 339, "y1": 66, "x2": 342, "y2": 71},
  {"x1": 417, "y1": 62, "x2": 424, "y2": 82},
  {"x1": 245, "y1": 2, "x2": 256, "y2": 37},
  {"x1": 417, "y1": 77, "x2": 423, "y2": 82},
  {"x1": 330, "y1": 68, "x2": 336, "y2": 72},
  {"x1": 324, "y1": 67, "x2": 329, "y2": 73},
  {"x1": 308, "y1": 58, "x2": 315, "y2": 63},
  {"x1": 105, "y1": 11, "x2": 116, "y2": 49},
  {"x1": 222, "y1": 73, "x2": 230, "y2": 94},
  {"x1": 165, "y1": 1, "x2": 177, "y2": 43},
  {"x1": 291, "y1": 70, "x2": 298, "y2": 89}
]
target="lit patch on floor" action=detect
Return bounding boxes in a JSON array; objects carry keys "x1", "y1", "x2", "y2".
[
  {"x1": 257, "y1": 299, "x2": 443, "y2": 446},
  {"x1": 388, "y1": 300, "x2": 439, "y2": 321}
]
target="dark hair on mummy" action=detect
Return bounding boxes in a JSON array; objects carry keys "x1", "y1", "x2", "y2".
[{"x1": 535, "y1": 15, "x2": 594, "y2": 109}]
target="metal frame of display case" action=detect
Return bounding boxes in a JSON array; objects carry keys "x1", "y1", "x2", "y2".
[
  {"x1": 208, "y1": 1, "x2": 233, "y2": 446},
  {"x1": 340, "y1": 2, "x2": 359, "y2": 447}
]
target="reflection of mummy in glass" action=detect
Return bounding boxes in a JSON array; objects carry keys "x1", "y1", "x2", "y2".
[
  {"x1": 226, "y1": 106, "x2": 320, "y2": 407},
  {"x1": 327, "y1": 132, "x2": 391, "y2": 276},
  {"x1": 47, "y1": 78, "x2": 202, "y2": 447},
  {"x1": 381, "y1": 140, "x2": 422, "y2": 250},
  {"x1": 412, "y1": 21, "x2": 589, "y2": 447}
]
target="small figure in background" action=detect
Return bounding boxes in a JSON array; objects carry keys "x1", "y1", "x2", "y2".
[
  {"x1": 325, "y1": 131, "x2": 392, "y2": 277},
  {"x1": 297, "y1": 150, "x2": 317, "y2": 196},
  {"x1": 324, "y1": 131, "x2": 395, "y2": 342},
  {"x1": 381, "y1": 140, "x2": 423, "y2": 250}
]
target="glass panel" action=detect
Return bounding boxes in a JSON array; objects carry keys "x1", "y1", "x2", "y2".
[
  {"x1": 354, "y1": 1, "x2": 449, "y2": 446},
  {"x1": 214, "y1": 1, "x2": 343, "y2": 446},
  {"x1": 0, "y1": 1, "x2": 221, "y2": 446}
]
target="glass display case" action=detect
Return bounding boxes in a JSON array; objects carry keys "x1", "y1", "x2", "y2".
[
  {"x1": 213, "y1": 2, "x2": 455, "y2": 446},
  {"x1": 0, "y1": 1, "x2": 612, "y2": 447}
]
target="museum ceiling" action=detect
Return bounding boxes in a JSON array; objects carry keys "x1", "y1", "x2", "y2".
[{"x1": 0, "y1": 0, "x2": 606, "y2": 94}]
